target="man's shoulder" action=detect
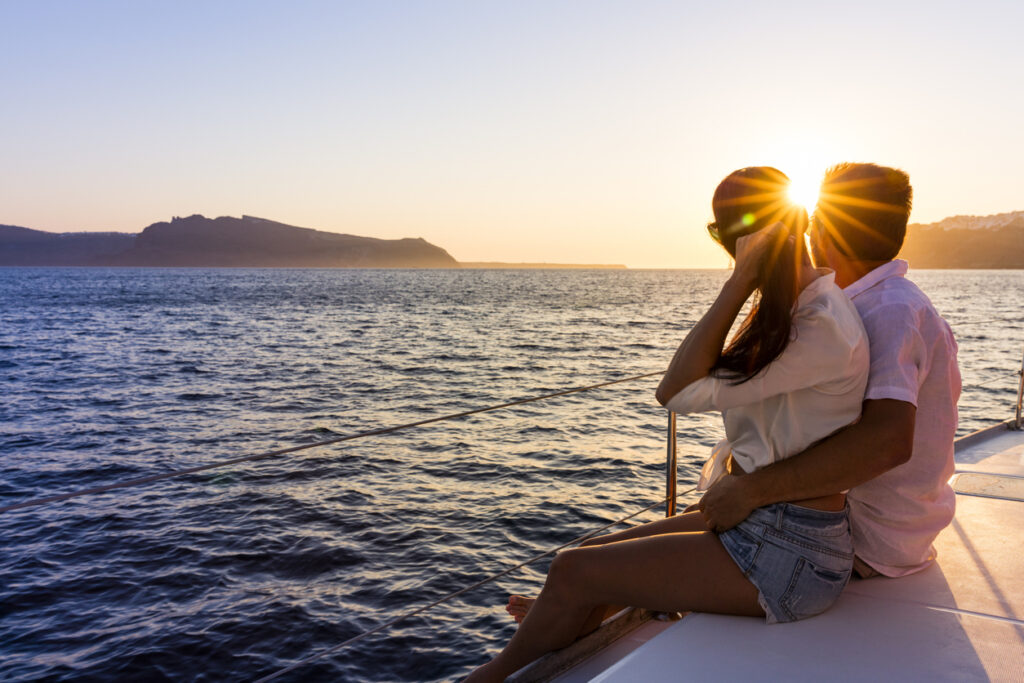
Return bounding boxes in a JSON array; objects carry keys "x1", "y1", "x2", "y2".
[
  {"x1": 853, "y1": 274, "x2": 956, "y2": 360},
  {"x1": 853, "y1": 275, "x2": 937, "y2": 321}
]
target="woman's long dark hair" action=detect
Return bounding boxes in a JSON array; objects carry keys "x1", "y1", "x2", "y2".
[{"x1": 707, "y1": 167, "x2": 809, "y2": 384}]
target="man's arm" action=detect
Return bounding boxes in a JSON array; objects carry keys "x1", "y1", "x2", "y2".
[{"x1": 697, "y1": 398, "x2": 916, "y2": 531}]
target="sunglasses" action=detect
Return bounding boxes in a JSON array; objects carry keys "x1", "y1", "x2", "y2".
[{"x1": 706, "y1": 223, "x2": 722, "y2": 245}]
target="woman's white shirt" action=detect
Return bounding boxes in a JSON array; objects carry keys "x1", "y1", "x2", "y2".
[{"x1": 664, "y1": 271, "x2": 869, "y2": 487}]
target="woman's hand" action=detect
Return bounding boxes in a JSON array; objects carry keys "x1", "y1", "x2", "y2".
[
  {"x1": 656, "y1": 221, "x2": 789, "y2": 405},
  {"x1": 656, "y1": 226, "x2": 782, "y2": 404},
  {"x1": 729, "y1": 222, "x2": 787, "y2": 291}
]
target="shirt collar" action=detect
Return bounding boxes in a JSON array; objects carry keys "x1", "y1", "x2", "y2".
[
  {"x1": 843, "y1": 259, "x2": 908, "y2": 299},
  {"x1": 797, "y1": 269, "x2": 837, "y2": 307}
]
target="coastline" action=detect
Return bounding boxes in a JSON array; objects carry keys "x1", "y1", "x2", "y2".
[{"x1": 457, "y1": 262, "x2": 627, "y2": 269}]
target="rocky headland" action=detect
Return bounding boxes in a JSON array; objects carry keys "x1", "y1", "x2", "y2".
[
  {"x1": 899, "y1": 210, "x2": 1024, "y2": 268},
  {"x1": 2, "y1": 210, "x2": 1023, "y2": 268},
  {"x1": 0, "y1": 215, "x2": 458, "y2": 268}
]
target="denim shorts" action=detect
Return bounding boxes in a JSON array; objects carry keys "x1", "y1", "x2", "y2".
[{"x1": 718, "y1": 502, "x2": 854, "y2": 624}]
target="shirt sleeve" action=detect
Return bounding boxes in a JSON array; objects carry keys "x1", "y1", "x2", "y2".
[
  {"x1": 859, "y1": 302, "x2": 926, "y2": 406},
  {"x1": 665, "y1": 300, "x2": 865, "y2": 415}
]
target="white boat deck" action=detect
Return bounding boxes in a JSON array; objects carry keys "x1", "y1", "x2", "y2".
[{"x1": 554, "y1": 421, "x2": 1024, "y2": 682}]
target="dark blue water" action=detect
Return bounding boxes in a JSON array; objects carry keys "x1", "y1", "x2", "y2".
[{"x1": 1, "y1": 268, "x2": 1021, "y2": 681}]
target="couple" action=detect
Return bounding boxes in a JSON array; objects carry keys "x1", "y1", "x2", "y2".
[{"x1": 465, "y1": 162, "x2": 960, "y2": 682}]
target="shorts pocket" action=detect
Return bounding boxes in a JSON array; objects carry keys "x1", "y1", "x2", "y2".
[
  {"x1": 780, "y1": 506, "x2": 850, "y2": 538},
  {"x1": 718, "y1": 525, "x2": 763, "y2": 576},
  {"x1": 781, "y1": 517, "x2": 849, "y2": 538},
  {"x1": 764, "y1": 527, "x2": 853, "y2": 563},
  {"x1": 778, "y1": 557, "x2": 851, "y2": 622}
]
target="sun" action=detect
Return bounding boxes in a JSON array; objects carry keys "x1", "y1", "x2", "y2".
[
  {"x1": 786, "y1": 173, "x2": 822, "y2": 212},
  {"x1": 748, "y1": 134, "x2": 837, "y2": 213}
]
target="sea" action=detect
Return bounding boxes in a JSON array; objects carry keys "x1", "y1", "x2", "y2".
[{"x1": 1, "y1": 267, "x2": 1022, "y2": 682}]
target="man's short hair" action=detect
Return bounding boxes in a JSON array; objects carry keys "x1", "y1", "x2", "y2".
[{"x1": 815, "y1": 163, "x2": 913, "y2": 262}]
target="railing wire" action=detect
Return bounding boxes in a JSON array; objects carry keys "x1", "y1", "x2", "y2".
[
  {"x1": 0, "y1": 371, "x2": 663, "y2": 515},
  {"x1": 3, "y1": 308, "x2": 1018, "y2": 680},
  {"x1": 968, "y1": 371, "x2": 1023, "y2": 390},
  {"x1": 950, "y1": 317, "x2": 1022, "y2": 328},
  {"x1": 253, "y1": 487, "x2": 696, "y2": 683},
  {"x1": 7, "y1": 366, "x2": 1022, "y2": 516}
]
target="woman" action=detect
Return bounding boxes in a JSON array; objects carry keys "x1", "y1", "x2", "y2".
[{"x1": 465, "y1": 167, "x2": 868, "y2": 682}]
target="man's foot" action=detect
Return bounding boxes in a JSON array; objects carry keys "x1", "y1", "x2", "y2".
[{"x1": 505, "y1": 595, "x2": 535, "y2": 624}]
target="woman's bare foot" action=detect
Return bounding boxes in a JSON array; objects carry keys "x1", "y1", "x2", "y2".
[{"x1": 505, "y1": 595, "x2": 535, "y2": 624}]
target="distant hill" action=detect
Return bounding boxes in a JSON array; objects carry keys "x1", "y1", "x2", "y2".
[
  {"x1": 0, "y1": 225, "x2": 135, "y2": 266},
  {"x1": 107, "y1": 215, "x2": 458, "y2": 267},
  {"x1": 5, "y1": 210, "x2": 1023, "y2": 269},
  {"x1": 0, "y1": 215, "x2": 458, "y2": 268},
  {"x1": 459, "y1": 262, "x2": 626, "y2": 269},
  {"x1": 900, "y1": 210, "x2": 1024, "y2": 268}
]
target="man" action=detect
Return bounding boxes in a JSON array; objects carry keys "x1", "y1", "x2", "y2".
[{"x1": 698, "y1": 162, "x2": 961, "y2": 578}]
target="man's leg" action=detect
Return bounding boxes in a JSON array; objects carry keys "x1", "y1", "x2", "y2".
[{"x1": 853, "y1": 555, "x2": 881, "y2": 579}]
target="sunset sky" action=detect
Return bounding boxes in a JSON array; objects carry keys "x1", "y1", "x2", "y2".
[{"x1": 2, "y1": 1, "x2": 1022, "y2": 268}]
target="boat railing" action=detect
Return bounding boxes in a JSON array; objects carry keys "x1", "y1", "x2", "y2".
[
  {"x1": 255, "y1": 488, "x2": 695, "y2": 683},
  {"x1": 5, "y1": 340, "x2": 1023, "y2": 680},
  {"x1": 2, "y1": 369, "x2": 695, "y2": 682},
  {"x1": 0, "y1": 371, "x2": 668, "y2": 515},
  {"x1": 663, "y1": 342, "x2": 1024, "y2": 508},
  {"x1": 665, "y1": 411, "x2": 678, "y2": 516},
  {"x1": 1015, "y1": 345, "x2": 1024, "y2": 430}
]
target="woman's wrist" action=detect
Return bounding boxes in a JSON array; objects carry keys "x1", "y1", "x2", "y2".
[{"x1": 724, "y1": 270, "x2": 757, "y2": 298}]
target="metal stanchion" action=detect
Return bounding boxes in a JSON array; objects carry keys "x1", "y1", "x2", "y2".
[
  {"x1": 666, "y1": 412, "x2": 677, "y2": 516},
  {"x1": 1015, "y1": 346, "x2": 1024, "y2": 430}
]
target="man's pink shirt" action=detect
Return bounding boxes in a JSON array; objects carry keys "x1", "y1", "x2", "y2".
[{"x1": 845, "y1": 259, "x2": 961, "y2": 577}]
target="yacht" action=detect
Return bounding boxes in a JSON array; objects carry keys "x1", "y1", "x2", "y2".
[{"x1": 511, "y1": 377, "x2": 1024, "y2": 682}]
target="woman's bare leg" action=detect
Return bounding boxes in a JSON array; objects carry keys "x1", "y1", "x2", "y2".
[
  {"x1": 580, "y1": 509, "x2": 711, "y2": 545},
  {"x1": 469, "y1": 528, "x2": 761, "y2": 682},
  {"x1": 505, "y1": 510, "x2": 710, "y2": 624}
]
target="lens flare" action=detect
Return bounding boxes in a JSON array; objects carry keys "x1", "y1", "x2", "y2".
[{"x1": 787, "y1": 176, "x2": 821, "y2": 211}]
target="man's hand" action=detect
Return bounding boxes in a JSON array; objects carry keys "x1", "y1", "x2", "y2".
[
  {"x1": 698, "y1": 474, "x2": 757, "y2": 532},
  {"x1": 693, "y1": 400, "x2": 917, "y2": 532}
]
